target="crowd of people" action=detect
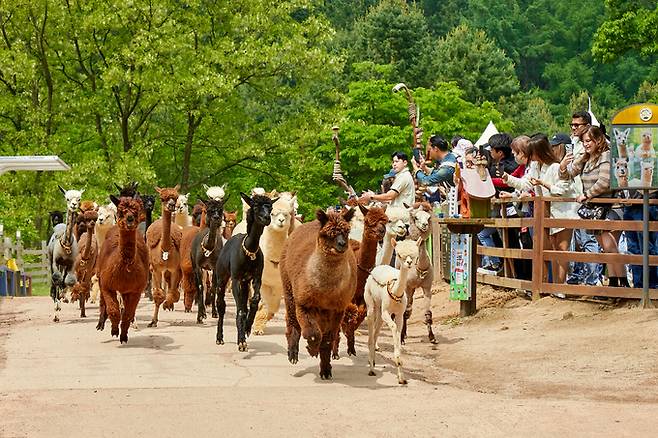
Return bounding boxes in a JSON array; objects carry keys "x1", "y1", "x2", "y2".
[{"x1": 357, "y1": 110, "x2": 658, "y2": 293}]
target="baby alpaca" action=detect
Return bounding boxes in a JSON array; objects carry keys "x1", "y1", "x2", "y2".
[{"x1": 364, "y1": 238, "x2": 421, "y2": 385}]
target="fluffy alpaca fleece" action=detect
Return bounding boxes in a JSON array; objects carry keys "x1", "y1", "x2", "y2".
[
  {"x1": 96, "y1": 196, "x2": 149, "y2": 344},
  {"x1": 74, "y1": 200, "x2": 99, "y2": 240},
  {"x1": 204, "y1": 184, "x2": 226, "y2": 201},
  {"x1": 71, "y1": 210, "x2": 99, "y2": 318},
  {"x1": 146, "y1": 186, "x2": 183, "y2": 327},
  {"x1": 280, "y1": 208, "x2": 356, "y2": 380},
  {"x1": 400, "y1": 203, "x2": 435, "y2": 344},
  {"x1": 91, "y1": 204, "x2": 117, "y2": 303},
  {"x1": 252, "y1": 195, "x2": 297, "y2": 335},
  {"x1": 335, "y1": 204, "x2": 388, "y2": 357},
  {"x1": 376, "y1": 205, "x2": 411, "y2": 266},
  {"x1": 174, "y1": 193, "x2": 193, "y2": 228},
  {"x1": 365, "y1": 238, "x2": 421, "y2": 385}
]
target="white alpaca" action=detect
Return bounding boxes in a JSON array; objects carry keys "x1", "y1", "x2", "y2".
[
  {"x1": 173, "y1": 193, "x2": 193, "y2": 228},
  {"x1": 90, "y1": 203, "x2": 117, "y2": 304},
  {"x1": 613, "y1": 128, "x2": 631, "y2": 158},
  {"x1": 365, "y1": 238, "x2": 421, "y2": 385},
  {"x1": 204, "y1": 184, "x2": 226, "y2": 201},
  {"x1": 376, "y1": 205, "x2": 411, "y2": 266},
  {"x1": 252, "y1": 194, "x2": 296, "y2": 335},
  {"x1": 401, "y1": 203, "x2": 436, "y2": 344}
]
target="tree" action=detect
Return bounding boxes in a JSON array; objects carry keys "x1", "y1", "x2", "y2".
[
  {"x1": 432, "y1": 24, "x2": 519, "y2": 103},
  {"x1": 592, "y1": 0, "x2": 658, "y2": 62}
]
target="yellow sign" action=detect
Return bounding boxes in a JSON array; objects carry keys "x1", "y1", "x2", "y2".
[{"x1": 611, "y1": 103, "x2": 658, "y2": 125}]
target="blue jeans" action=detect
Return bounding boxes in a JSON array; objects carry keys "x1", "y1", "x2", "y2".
[
  {"x1": 478, "y1": 227, "x2": 501, "y2": 268},
  {"x1": 568, "y1": 229, "x2": 601, "y2": 285},
  {"x1": 623, "y1": 206, "x2": 658, "y2": 288}
]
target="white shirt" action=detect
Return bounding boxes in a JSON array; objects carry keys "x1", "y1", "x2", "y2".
[{"x1": 390, "y1": 167, "x2": 415, "y2": 207}]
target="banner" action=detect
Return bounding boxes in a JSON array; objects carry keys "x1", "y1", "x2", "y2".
[{"x1": 449, "y1": 233, "x2": 471, "y2": 300}]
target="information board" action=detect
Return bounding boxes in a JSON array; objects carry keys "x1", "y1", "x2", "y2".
[{"x1": 449, "y1": 233, "x2": 471, "y2": 300}]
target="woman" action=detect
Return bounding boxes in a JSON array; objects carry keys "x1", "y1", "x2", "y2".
[
  {"x1": 560, "y1": 126, "x2": 628, "y2": 287},
  {"x1": 502, "y1": 134, "x2": 579, "y2": 284}
]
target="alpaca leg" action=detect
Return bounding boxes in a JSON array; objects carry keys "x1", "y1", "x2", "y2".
[
  {"x1": 389, "y1": 310, "x2": 407, "y2": 385},
  {"x1": 79, "y1": 284, "x2": 87, "y2": 318},
  {"x1": 96, "y1": 290, "x2": 107, "y2": 331},
  {"x1": 104, "y1": 289, "x2": 121, "y2": 338},
  {"x1": 245, "y1": 276, "x2": 263, "y2": 337},
  {"x1": 148, "y1": 270, "x2": 165, "y2": 328},
  {"x1": 51, "y1": 281, "x2": 61, "y2": 323},
  {"x1": 90, "y1": 275, "x2": 99, "y2": 304},
  {"x1": 401, "y1": 288, "x2": 414, "y2": 345},
  {"x1": 215, "y1": 273, "x2": 229, "y2": 345},
  {"x1": 365, "y1": 291, "x2": 378, "y2": 376},
  {"x1": 283, "y1": 283, "x2": 301, "y2": 364},
  {"x1": 422, "y1": 283, "x2": 436, "y2": 344},
  {"x1": 194, "y1": 266, "x2": 206, "y2": 323},
  {"x1": 253, "y1": 284, "x2": 274, "y2": 335},
  {"x1": 233, "y1": 279, "x2": 250, "y2": 351},
  {"x1": 298, "y1": 307, "x2": 321, "y2": 357},
  {"x1": 347, "y1": 304, "x2": 367, "y2": 357},
  {"x1": 163, "y1": 269, "x2": 181, "y2": 311},
  {"x1": 319, "y1": 311, "x2": 343, "y2": 380},
  {"x1": 120, "y1": 293, "x2": 140, "y2": 344},
  {"x1": 182, "y1": 271, "x2": 195, "y2": 313}
]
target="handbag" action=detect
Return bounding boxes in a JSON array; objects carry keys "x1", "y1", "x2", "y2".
[{"x1": 577, "y1": 203, "x2": 609, "y2": 220}]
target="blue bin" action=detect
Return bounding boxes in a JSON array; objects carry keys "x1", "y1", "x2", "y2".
[{"x1": 0, "y1": 267, "x2": 7, "y2": 296}]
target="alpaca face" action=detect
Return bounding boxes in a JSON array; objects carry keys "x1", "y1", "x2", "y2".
[
  {"x1": 96, "y1": 205, "x2": 116, "y2": 226},
  {"x1": 205, "y1": 199, "x2": 225, "y2": 228},
  {"x1": 269, "y1": 198, "x2": 294, "y2": 231},
  {"x1": 393, "y1": 238, "x2": 421, "y2": 269},
  {"x1": 362, "y1": 206, "x2": 388, "y2": 241},
  {"x1": 142, "y1": 194, "x2": 156, "y2": 213},
  {"x1": 223, "y1": 211, "x2": 237, "y2": 233},
  {"x1": 175, "y1": 193, "x2": 190, "y2": 215},
  {"x1": 79, "y1": 200, "x2": 98, "y2": 213},
  {"x1": 613, "y1": 128, "x2": 630, "y2": 146},
  {"x1": 615, "y1": 158, "x2": 628, "y2": 178},
  {"x1": 155, "y1": 186, "x2": 180, "y2": 213},
  {"x1": 384, "y1": 206, "x2": 410, "y2": 238},
  {"x1": 115, "y1": 197, "x2": 144, "y2": 231},
  {"x1": 250, "y1": 195, "x2": 275, "y2": 227},
  {"x1": 82, "y1": 210, "x2": 99, "y2": 231},
  {"x1": 59, "y1": 186, "x2": 84, "y2": 212},
  {"x1": 316, "y1": 208, "x2": 354, "y2": 254},
  {"x1": 410, "y1": 208, "x2": 431, "y2": 234}
]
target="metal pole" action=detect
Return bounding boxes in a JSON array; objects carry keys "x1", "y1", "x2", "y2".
[{"x1": 640, "y1": 188, "x2": 654, "y2": 308}]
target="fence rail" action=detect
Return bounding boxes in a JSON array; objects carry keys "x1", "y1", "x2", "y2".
[
  {"x1": 433, "y1": 194, "x2": 658, "y2": 302},
  {"x1": 0, "y1": 233, "x2": 49, "y2": 289}
]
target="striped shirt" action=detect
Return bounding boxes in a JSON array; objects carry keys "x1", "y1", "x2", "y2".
[{"x1": 560, "y1": 149, "x2": 611, "y2": 199}]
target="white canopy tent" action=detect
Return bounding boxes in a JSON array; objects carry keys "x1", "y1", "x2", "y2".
[
  {"x1": 0, "y1": 156, "x2": 70, "y2": 175},
  {"x1": 474, "y1": 121, "x2": 499, "y2": 148}
]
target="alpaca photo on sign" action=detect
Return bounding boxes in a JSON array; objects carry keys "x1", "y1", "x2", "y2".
[
  {"x1": 613, "y1": 127, "x2": 631, "y2": 158},
  {"x1": 614, "y1": 158, "x2": 629, "y2": 188}
]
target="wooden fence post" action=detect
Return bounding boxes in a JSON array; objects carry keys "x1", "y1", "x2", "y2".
[{"x1": 531, "y1": 198, "x2": 545, "y2": 300}]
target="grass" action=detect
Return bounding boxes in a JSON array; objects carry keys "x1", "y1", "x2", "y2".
[{"x1": 30, "y1": 281, "x2": 50, "y2": 297}]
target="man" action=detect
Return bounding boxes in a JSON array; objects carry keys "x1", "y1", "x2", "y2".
[
  {"x1": 413, "y1": 135, "x2": 457, "y2": 188},
  {"x1": 361, "y1": 151, "x2": 415, "y2": 207},
  {"x1": 565, "y1": 112, "x2": 603, "y2": 286}
]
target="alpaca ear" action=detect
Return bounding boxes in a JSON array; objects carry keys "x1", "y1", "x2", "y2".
[
  {"x1": 185, "y1": 193, "x2": 190, "y2": 199},
  {"x1": 173, "y1": 184, "x2": 180, "y2": 192},
  {"x1": 114, "y1": 183, "x2": 122, "y2": 192},
  {"x1": 110, "y1": 195, "x2": 120, "y2": 207},
  {"x1": 390, "y1": 237, "x2": 397, "y2": 248},
  {"x1": 416, "y1": 237, "x2": 423, "y2": 247},
  {"x1": 154, "y1": 186, "x2": 162, "y2": 194},
  {"x1": 134, "y1": 193, "x2": 141, "y2": 202},
  {"x1": 221, "y1": 194, "x2": 230, "y2": 206},
  {"x1": 240, "y1": 192, "x2": 253, "y2": 207},
  {"x1": 271, "y1": 197, "x2": 279, "y2": 205},
  {"x1": 58, "y1": 185, "x2": 66, "y2": 195},
  {"x1": 358, "y1": 203, "x2": 369, "y2": 217},
  {"x1": 342, "y1": 207, "x2": 355, "y2": 223},
  {"x1": 316, "y1": 209, "x2": 329, "y2": 225},
  {"x1": 403, "y1": 202, "x2": 410, "y2": 209}
]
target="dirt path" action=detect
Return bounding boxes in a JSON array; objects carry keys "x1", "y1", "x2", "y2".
[{"x1": 2, "y1": 291, "x2": 658, "y2": 437}]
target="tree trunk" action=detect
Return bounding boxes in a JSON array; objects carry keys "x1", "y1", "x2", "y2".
[{"x1": 180, "y1": 111, "x2": 203, "y2": 192}]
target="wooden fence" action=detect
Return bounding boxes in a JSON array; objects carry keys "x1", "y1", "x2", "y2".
[
  {"x1": 432, "y1": 196, "x2": 658, "y2": 301},
  {"x1": 0, "y1": 233, "x2": 49, "y2": 285}
]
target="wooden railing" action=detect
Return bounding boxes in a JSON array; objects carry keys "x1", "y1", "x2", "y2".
[{"x1": 432, "y1": 196, "x2": 658, "y2": 301}]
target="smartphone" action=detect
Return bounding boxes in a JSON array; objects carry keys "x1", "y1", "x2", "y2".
[
  {"x1": 565, "y1": 143, "x2": 573, "y2": 155},
  {"x1": 412, "y1": 147, "x2": 424, "y2": 162}
]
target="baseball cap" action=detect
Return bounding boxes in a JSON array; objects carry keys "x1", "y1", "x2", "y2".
[{"x1": 550, "y1": 133, "x2": 571, "y2": 146}]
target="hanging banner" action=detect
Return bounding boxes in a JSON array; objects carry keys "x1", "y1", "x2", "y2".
[
  {"x1": 449, "y1": 233, "x2": 471, "y2": 300},
  {"x1": 610, "y1": 103, "x2": 658, "y2": 189}
]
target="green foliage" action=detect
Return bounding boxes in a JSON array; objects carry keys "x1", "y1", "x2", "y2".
[{"x1": 432, "y1": 24, "x2": 519, "y2": 103}]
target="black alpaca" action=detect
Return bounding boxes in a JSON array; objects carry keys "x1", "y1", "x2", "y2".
[
  {"x1": 192, "y1": 197, "x2": 227, "y2": 323},
  {"x1": 214, "y1": 193, "x2": 275, "y2": 351},
  {"x1": 138, "y1": 194, "x2": 156, "y2": 300},
  {"x1": 115, "y1": 181, "x2": 139, "y2": 198}
]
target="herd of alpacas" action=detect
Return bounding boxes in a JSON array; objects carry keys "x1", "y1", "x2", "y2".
[{"x1": 47, "y1": 183, "x2": 436, "y2": 383}]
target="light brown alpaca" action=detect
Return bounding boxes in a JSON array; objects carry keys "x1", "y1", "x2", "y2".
[
  {"x1": 179, "y1": 223, "x2": 201, "y2": 313},
  {"x1": 96, "y1": 196, "x2": 149, "y2": 343},
  {"x1": 222, "y1": 211, "x2": 238, "y2": 241},
  {"x1": 146, "y1": 186, "x2": 183, "y2": 327},
  {"x1": 74, "y1": 200, "x2": 98, "y2": 240},
  {"x1": 280, "y1": 208, "x2": 356, "y2": 380},
  {"x1": 71, "y1": 210, "x2": 99, "y2": 318},
  {"x1": 334, "y1": 204, "x2": 388, "y2": 358}
]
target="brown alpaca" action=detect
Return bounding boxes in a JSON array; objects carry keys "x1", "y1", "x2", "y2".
[
  {"x1": 280, "y1": 208, "x2": 356, "y2": 379},
  {"x1": 71, "y1": 210, "x2": 99, "y2": 318},
  {"x1": 222, "y1": 211, "x2": 238, "y2": 240},
  {"x1": 74, "y1": 200, "x2": 98, "y2": 240},
  {"x1": 146, "y1": 186, "x2": 183, "y2": 327},
  {"x1": 334, "y1": 204, "x2": 388, "y2": 358},
  {"x1": 179, "y1": 224, "x2": 201, "y2": 313},
  {"x1": 96, "y1": 196, "x2": 149, "y2": 343}
]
